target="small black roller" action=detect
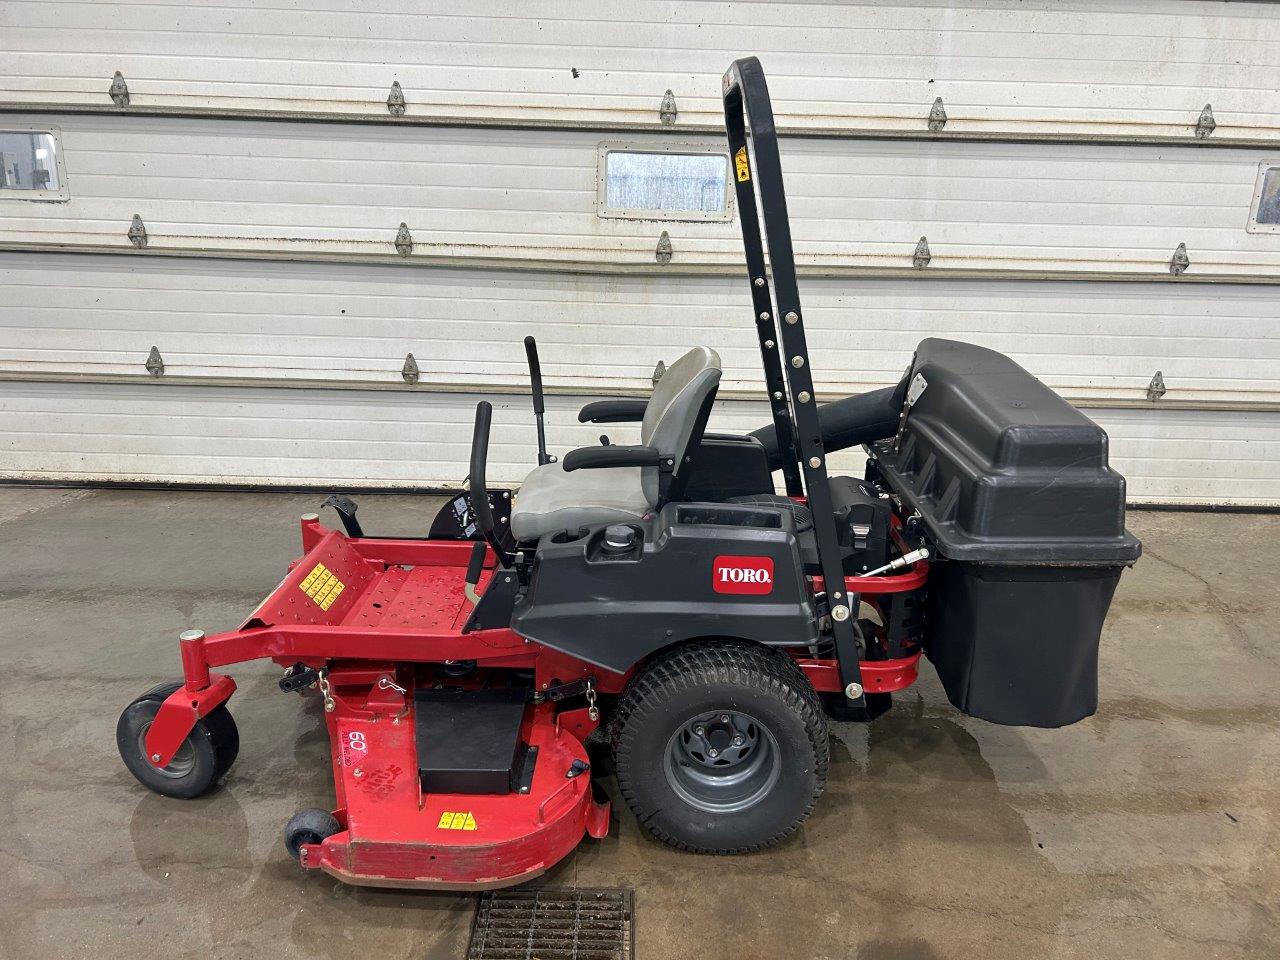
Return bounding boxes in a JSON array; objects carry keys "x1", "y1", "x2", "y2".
[{"x1": 284, "y1": 808, "x2": 341, "y2": 861}]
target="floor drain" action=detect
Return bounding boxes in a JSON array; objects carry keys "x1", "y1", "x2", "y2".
[{"x1": 466, "y1": 887, "x2": 634, "y2": 960}]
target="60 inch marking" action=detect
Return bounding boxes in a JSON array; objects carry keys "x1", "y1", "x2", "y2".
[{"x1": 342, "y1": 729, "x2": 368, "y2": 766}]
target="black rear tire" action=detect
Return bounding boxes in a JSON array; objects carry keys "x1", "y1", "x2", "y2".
[
  {"x1": 116, "y1": 682, "x2": 239, "y2": 799},
  {"x1": 284, "y1": 808, "x2": 341, "y2": 861},
  {"x1": 610, "y1": 641, "x2": 829, "y2": 853}
]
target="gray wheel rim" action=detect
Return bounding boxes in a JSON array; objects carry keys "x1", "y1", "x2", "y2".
[
  {"x1": 663, "y1": 710, "x2": 781, "y2": 814},
  {"x1": 137, "y1": 720, "x2": 196, "y2": 779}
]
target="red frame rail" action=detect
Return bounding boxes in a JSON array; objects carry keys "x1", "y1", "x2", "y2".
[{"x1": 145, "y1": 515, "x2": 926, "y2": 767}]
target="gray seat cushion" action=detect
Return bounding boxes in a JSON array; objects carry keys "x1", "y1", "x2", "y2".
[
  {"x1": 509, "y1": 345, "x2": 721, "y2": 542},
  {"x1": 637, "y1": 346, "x2": 722, "y2": 503},
  {"x1": 509, "y1": 463, "x2": 649, "y2": 541}
]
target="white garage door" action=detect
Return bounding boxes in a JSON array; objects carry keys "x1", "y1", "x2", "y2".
[{"x1": 1, "y1": 0, "x2": 1278, "y2": 505}]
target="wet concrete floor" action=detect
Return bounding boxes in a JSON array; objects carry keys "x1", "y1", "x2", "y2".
[{"x1": 0, "y1": 488, "x2": 1275, "y2": 959}]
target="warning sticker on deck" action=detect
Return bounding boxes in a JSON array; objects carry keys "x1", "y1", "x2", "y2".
[
  {"x1": 734, "y1": 146, "x2": 750, "y2": 182},
  {"x1": 300, "y1": 562, "x2": 345, "y2": 611},
  {"x1": 438, "y1": 811, "x2": 478, "y2": 831}
]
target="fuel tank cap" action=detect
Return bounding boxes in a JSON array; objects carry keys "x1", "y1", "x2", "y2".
[{"x1": 602, "y1": 524, "x2": 637, "y2": 553}]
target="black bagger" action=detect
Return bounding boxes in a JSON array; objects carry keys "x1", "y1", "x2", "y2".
[{"x1": 870, "y1": 338, "x2": 1142, "y2": 727}]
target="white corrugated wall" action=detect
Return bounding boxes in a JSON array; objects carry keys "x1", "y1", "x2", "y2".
[{"x1": 1, "y1": 1, "x2": 1278, "y2": 505}]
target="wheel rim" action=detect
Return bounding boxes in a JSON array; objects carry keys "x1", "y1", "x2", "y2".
[
  {"x1": 663, "y1": 710, "x2": 781, "y2": 814},
  {"x1": 137, "y1": 720, "x2": 196, "y2": 779}
]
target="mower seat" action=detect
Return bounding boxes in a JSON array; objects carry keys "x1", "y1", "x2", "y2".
[{"x1": 510, "y1": 346, "x2": 722, "y2": 541}]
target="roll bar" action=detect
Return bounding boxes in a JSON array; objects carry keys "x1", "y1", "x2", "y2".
[{"x1": 721, "y1": 57, "x2": 865, "y2": 701}]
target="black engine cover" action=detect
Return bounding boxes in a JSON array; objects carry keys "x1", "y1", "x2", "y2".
[{"x1": 511, "y1": 502, "x2": 817, "y2": 673}]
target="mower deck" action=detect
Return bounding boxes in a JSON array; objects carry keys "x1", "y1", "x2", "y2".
[{"x1": 307, "y1": 686, "x2": 608, "y2": 890}]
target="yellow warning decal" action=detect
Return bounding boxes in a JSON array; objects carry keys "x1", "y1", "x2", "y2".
[
  {"x1": 437, "y1": 811, "x2": 478, "y2": 831},
  {"x1": 734, "y1": 146, "x2": 750, "y2": 182},
  {"x1": 300, "y1": 562, "x2": 346, "y2": 611}
]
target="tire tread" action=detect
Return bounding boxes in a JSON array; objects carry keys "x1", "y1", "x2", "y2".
[{"x1": 609, "y1": 641, "x2": 829, "y2": 854}]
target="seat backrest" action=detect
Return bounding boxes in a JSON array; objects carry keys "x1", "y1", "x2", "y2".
[{"x1": 639, "y1": 346, "x2": 722, "y2": 503}]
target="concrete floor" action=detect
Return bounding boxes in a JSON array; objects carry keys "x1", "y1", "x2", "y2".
[{"x1": 0, "y1": 487, "x2": 1276, "y2": 960}]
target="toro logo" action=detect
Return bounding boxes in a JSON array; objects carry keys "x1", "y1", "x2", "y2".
[{"x1": 713, "y1": 555, "x2": 775, "y2": 595}]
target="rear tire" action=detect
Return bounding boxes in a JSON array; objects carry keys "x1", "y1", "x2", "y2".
[
  {"x1": 116, "y1": 682, "x2": 239, "y2": 799},
  {"x1": 610, "y1": 641, "x2": 829, "y2": 853}
]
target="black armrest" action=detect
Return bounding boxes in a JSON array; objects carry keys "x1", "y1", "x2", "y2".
[
  {"x1": 578, "y1": 399, "x2": 648, "y2": 423},
  {"x1": 562, "y1": 444, "x2": 661, "y2": 472}
]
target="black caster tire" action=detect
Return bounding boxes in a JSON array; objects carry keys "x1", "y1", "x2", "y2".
[
  {"x1": 610, "y1": 641, "x2": 829, "y2": 853},
  {"x1": 116, "y1": 682, "x2": 239, "y2": 799},
  {"x1": 284, "y1": 808, "x2": 341, "y2": 861}
]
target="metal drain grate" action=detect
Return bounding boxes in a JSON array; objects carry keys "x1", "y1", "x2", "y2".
[{"x1": 467, "y1": 887, "x2": 634, "y2": 960}]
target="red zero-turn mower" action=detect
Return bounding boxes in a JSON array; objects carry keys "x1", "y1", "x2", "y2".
[{"x1": 118, "y1": 59, "x2": 1141, "y2": 890}]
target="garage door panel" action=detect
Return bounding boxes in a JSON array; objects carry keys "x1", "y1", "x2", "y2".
[
  {"x1": 3, "y1": 254, "x2": 1276, "y2": 404},
  {"x1": 4, "y1": 1, "x2": 1276, "y2": 141},
  {"x1": 1, "y1": 379, "x2": 1274, "y2": 504},
  {"x1": 3, "y1": 115, "x2": 1277, "y2": 278},
  {"x1": 2, "y1": 2, "x2": 1276, "y2": 505}
]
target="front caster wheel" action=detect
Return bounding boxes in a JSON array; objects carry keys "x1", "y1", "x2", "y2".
[
  {"x1": 610, "y1": 641, "x2": 829, "y2": 853},
  {"x1": 284, "y1": 808, "x2": 341, "y2": 861},
  {"x1": 116, "y1": 682, "x2": 239, "y2": 799}
]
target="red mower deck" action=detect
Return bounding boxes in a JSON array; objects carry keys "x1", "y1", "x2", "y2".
[{"x1": 308, "y1": 691, "x2": 608, "y2": 890}]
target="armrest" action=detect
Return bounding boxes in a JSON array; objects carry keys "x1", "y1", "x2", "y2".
[
  {"x1": 562, "y1": 444, "x2": 661, "y2": 472},
  {"x1": 578, "y1": 398, "x2": 648, "y2": 423}
]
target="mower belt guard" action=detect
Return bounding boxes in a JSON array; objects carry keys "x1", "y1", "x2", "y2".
[{"x1": 414, "y1": 687, "x2": 528, "y2": 795}]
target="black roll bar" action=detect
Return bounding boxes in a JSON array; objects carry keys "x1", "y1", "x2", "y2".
[{"x1": 722, "y1": 57, "x2": 865, "y2": 702}]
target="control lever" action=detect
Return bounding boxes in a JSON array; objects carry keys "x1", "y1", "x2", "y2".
[
  {"x1": 468, "y1": 401, "x2": 510, "y2": 568},
  {"x1": 464, "y1": 540, "x2": 486, "y2": 605},
  {"x1": 524, "y1": 336, "x2": 551, "y2": 466}
]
